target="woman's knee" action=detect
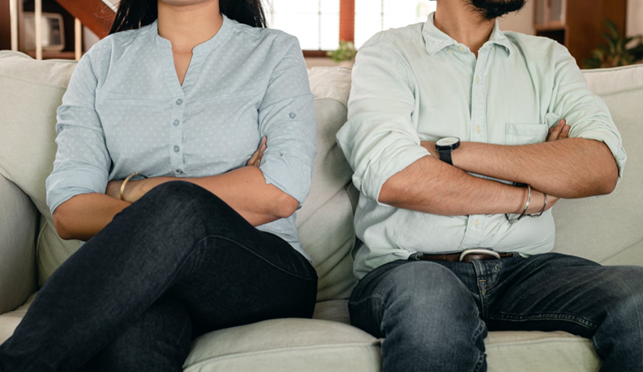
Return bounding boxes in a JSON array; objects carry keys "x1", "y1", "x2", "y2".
[
  {"x1": 131, "y1": 181, "x2": 228, "y2": 232},
  {"x1": 140, "y1": 181, "x2": 218, "y2": 211}
]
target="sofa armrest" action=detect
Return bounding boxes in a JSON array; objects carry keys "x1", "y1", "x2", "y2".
[{"x1": 0, "y1": 175, "x2": 38, "y2": 315}]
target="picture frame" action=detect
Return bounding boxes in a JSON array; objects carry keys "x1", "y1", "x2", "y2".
[{"x1": 23, "y1": 12, "x2": 65, "y2": 51}]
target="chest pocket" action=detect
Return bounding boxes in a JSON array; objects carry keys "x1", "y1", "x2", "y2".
[{"x1": 505, "y1": 123, "x2": 548, "y2": 145}]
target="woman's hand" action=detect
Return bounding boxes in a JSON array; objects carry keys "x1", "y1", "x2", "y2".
[
  {"x1": 247, "y1": 137, "x2": 267, "y2": 167},
  {"x1": 105, "y1": 180, "x2": 122, "y2": 200},
  {"x1": 547, "y1": 119, "x2": 570, "y2": 142}
]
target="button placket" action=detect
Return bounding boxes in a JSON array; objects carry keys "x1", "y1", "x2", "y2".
[
  {"x1": 470, "y1": 48, "x2": 491, "y2": 142},
  {"x1": 169, "y1": 95, "x2": 186, "y2": 172},
  {"x1": 461, "y1": 215, "x2": 485, "y2": 248}
]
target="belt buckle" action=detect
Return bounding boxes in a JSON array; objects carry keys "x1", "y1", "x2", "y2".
[{"x1": 459, "y1": 249, "x2": 501, "y2": 262}]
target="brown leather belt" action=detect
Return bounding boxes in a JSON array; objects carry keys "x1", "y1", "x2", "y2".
[{"x1": 416, "y1": 250, "x2": 513, "y2": 263}]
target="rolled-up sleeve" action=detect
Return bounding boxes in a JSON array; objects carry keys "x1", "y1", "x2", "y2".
[
  {"x1": 548, "y1": 44, "x2": 627, "y2": 184},
  {"x1": 258, "y1": 35, "x2": 317, "y2": 205},
  {"x1": 45, "y1": 50, "x2": 111, "y2": 215},
  {"x1": 336, "y1": 40, "x2": 430, "y2": 204}
]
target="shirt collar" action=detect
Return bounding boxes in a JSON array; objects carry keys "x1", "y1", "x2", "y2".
[
  {"x1": 147, "y1": 14, "x2": 232, "y2": 54},
  {"x1": 422, "y1": 12, "x2": 513, "y2": 56}
]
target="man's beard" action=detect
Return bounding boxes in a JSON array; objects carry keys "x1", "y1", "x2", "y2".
[{"x1": 467, "y1": 0, "x2": 526, "y2": 20}]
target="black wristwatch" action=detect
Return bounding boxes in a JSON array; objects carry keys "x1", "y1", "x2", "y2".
[{"x1": 435, "y1": 137, "x2": 461, "y2": 165}]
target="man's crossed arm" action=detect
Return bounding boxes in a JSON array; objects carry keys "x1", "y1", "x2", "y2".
[{"x1": 380, "y1": 120, "x2": 619, "y2": 216}]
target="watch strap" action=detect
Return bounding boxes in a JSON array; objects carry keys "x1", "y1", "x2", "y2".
[{"x1": 439, "y1": 150, "x2": 453, "y2": 166}]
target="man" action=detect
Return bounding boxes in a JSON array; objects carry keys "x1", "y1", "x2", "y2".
[{"x1": 336, "y1": 0, "x2": 642, "y2": 371}]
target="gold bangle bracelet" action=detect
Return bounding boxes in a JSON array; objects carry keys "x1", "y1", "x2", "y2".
[{"x1": 120, "y1": 172, "x2": 139, "y2": 201}]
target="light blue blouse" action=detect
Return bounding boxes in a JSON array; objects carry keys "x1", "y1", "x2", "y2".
[{"x1": 45, "y1": 15, "x2": 317, "y2": 259}]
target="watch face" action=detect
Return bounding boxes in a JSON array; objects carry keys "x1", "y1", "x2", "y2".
[{"x1": 436, "y1": 137, "x2": 459, "y2": 147}]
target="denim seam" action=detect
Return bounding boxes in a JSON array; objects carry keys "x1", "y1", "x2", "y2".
[
  {"x1": 471, "y1": 319, "x2": 487, "y2": 372},
  {"x1": 348, "y1": 294, "x2": 386, "y2": 306},
  {"x1": 197, "y1": 234, "x2": 316, "y2": 282},
  {"x1": 173, "y1": 314, "x2": 192, "y2": 347},
  {"x1": 471, "y1": 318, "x2": 486, "y2": 343},
  {"x1": 484, "y1": 262, "x2": 502, "y2": 292},
  {"x1": 591, "y1": 337, "x2": 607, "y2": 359},
  {"x1": 489, "y1": 312, "x2": 599, "y2": 329},
  {"x1": 472, "y1": 349, "x2": 486, "y2": 372}
]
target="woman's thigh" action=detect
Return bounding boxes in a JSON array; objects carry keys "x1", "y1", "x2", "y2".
[{"x1": 170, "y1": 230, "x2": 318, "y2": 337}]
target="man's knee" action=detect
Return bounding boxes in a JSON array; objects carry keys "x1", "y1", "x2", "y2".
[{"x1": 606, "y1": 266, "x2": 643, "y2": 316}]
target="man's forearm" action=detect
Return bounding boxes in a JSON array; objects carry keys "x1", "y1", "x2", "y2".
[
  {"x1": 379, "y1": 155, "x2": 546, "y2": 216},
  {"x1": 428, "y1": 138, "x2": 618, "y2": 198}
]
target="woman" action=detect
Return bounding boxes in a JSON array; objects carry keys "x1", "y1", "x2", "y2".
[{"x1": 0, "y1": 0, "x2": 318, "y2": 371}]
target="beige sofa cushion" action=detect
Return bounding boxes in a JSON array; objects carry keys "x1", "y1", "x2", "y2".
[
  {"x1": 0, "y1": 175, "x2": 38, "y2": 314},
  {"x1": 552, "y1": 64, "x2": 643, "y2": 266},
  {"x1": 1, "y1": 296, "x2": 601, "y2": 372},
  {"x1": 0, "y1": 51, "x2": 81, "y2": 286},
  {"x1": 298, "y1": 67, "x2": 358, "y2": 301}
]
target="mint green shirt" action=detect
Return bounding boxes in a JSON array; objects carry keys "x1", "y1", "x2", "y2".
[{"x1": 336, "y1": 13, "x2": 627, "y2": 279}]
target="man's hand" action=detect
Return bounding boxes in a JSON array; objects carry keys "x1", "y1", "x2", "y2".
[{"x1": 547, "y1": 119, "x2": 570, "y2": 142}]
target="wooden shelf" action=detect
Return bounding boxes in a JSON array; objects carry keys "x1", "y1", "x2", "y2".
[
  {"x1": 534, "y1": 0, "x2": 627, "y2": 66},
  {"x1": 25, "y1": 50, "x2": 76, "y2": 59},
  {"x1": 534, "y1": 21, "x2": 565, "y2": 32}
]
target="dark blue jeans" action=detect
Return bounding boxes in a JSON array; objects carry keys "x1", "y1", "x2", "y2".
[
  {"x1": 349, "y1": 252, "x2": 643, "y2": 372},
  {"x1": 0, "y1": 181, "x2": 318, "y2": 372}
]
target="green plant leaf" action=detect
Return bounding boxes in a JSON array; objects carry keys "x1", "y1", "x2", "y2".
[{"x1": 605, "y1": 19, "x2": 619, "y2": 40}]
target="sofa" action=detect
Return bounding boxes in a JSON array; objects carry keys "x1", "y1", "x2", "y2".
[{"x1": 0, "y1": 49, "x2": 641, "y2": 371}]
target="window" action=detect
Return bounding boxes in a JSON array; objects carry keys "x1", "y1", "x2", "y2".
[
  {"x1": 354, "y1": 0, "x2": 436, "y2": 47},
  {"x1": 265, "y1": 0, "x2": 340, "y2": 51},
  {"x1": 265, "y1": 0, "x2": 436, "y2": 52}
]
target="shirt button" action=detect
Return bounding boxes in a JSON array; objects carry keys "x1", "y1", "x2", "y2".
[
  {"x1": 175, "y1": 99, "x2": 183, "y2": 105},
  {"x1": 476, "y1": 126, "x2": 481, "y2": 133},
  {"x1": 476, "y1": 76, "x2": 481, "y2": 83},
  {"x1": 474, "y1": 219, "x2": 480, "y2": 226},
  {"x1": 458, "y1": 46, "x2": 464, "y2": 52},
  {"x1": 173, "y1": 145, "x2": 180, "y2": 153},
  {"x1": 176, "y1": 169, "x2": 183, "y2": 174},
  {"x1": 173, "y1": 120, "x2": 180, "y2": 127}
]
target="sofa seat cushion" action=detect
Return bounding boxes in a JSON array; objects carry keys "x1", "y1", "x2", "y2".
[
  {"x1": 0, "y1": 292, "x2": 36, "y2": 344},
  {"x1": 0, "y1": 295, "x2": 601, "y2": 371},
  {"x1": 184, "y1": 318, "x2": 381, "y2": 372}
]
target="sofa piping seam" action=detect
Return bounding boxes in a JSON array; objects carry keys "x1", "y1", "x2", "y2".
[{"x1": 184, "y1": 342, "x2": 381, "y2": 370}]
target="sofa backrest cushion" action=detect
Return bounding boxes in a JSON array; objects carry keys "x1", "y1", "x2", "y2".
[
  {"x1": 0, "y1": 51, "x2": 81, "y2": 286},
  {"x1": 552, "y1": 65, "x2": 643, "y2": 266},
  {"x1": 298, "y1": 67, "x2": 357, "y2": 301}
]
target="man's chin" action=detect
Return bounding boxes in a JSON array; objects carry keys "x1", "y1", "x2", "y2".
[{"x1": 467, "y1": 0, "x2": 526, "y2": 20}]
